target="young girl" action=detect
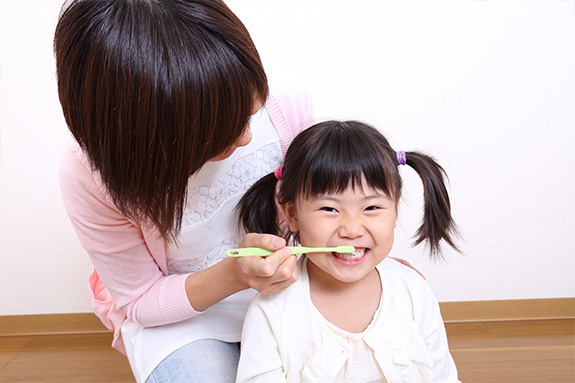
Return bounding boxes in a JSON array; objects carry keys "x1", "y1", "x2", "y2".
[
  {"x1": 55, "y1": 0, "x2": 311, "y2": 381},
  {"x1": 235, "y1": 120, "x2": 460, "y2": 382}
]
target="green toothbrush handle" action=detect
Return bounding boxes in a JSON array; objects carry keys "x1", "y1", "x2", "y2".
[
  {"x1": 226, "y1": 247, "x2": 275, "y2": 257},
  {"x1": 226, "y1": 246, "x2": 354, "y2": 257},
  {"x1": 226, "y1": 247, "x2": 303, "y2": 257}
]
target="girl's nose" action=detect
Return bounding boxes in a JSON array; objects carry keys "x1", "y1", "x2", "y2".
[{"x1": 338, "y1": 219, "x2": 365, "y2": 239}]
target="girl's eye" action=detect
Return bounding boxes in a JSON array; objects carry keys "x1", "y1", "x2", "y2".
[
  {"x1": 365, "y1": 205, "x2": 382, "y2": 211},
  {"x1": 320, "y1": 207, "x2": 338, "y2": 213}
]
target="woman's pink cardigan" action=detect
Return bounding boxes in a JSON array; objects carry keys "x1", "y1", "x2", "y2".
[{"x1": 59, "y1": 87, "x2": 314, "y2": 353}]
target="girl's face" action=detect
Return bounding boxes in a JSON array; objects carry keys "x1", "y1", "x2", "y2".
[{"x1": 281, "y1": 178, "x2": 397, "y2": 287}]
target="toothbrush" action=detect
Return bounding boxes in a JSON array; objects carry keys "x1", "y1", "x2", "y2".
[{"x1": 226, "y1": 246, "x2": 355, "y2": 257}]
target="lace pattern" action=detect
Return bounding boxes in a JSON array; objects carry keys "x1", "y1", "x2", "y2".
[
  {"x1": 181, "y1": 143, "x2": 282, "y2": 226},
  {"x1": 167, "y1": 236, "x2": 243, "y2": 274},
  {"x1": 167, "y1": 142, "x2": 282, "y2": 275}
]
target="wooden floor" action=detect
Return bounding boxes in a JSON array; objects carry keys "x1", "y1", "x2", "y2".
[{"x1": 0, "y1": 319, "x2": 573, "y2": 382}]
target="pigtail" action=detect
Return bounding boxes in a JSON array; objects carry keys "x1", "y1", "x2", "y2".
[
  {"x1": 237, "y1": 172, "x2": 282, "y2": 236},
  {"x1": 404, "y1": 151, "x2": 460, "y2": 257}
]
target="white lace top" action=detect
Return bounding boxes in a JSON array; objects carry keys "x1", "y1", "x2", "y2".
[
  {"x1": 121, "y1": 108, "x2": 283, "y2": 382},
  {"x1": 167, "y1": 108, "x2": 281, "y2": 274}
]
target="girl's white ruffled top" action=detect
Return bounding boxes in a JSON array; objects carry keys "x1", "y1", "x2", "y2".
[{"x1": 237, "y1": 257, "x2": 460, "y2": 383}]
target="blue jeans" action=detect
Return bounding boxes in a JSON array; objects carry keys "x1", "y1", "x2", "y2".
[{"x1": 145, "y1": 339, "x2": 240, "y2": 383}]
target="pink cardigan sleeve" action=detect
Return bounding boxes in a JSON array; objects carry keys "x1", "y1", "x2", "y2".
[{"x1": 59, "y1": 140, "x2": 198, "y2": 329}]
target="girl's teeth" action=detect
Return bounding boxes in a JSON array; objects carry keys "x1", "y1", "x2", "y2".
[{"x1": 338, "y1": 248, "x2": 367, "y2": 259}]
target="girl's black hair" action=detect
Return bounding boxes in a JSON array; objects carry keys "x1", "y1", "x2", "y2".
[{"x1": 237, "y1": 120, "x2": 459, "y2": 257}]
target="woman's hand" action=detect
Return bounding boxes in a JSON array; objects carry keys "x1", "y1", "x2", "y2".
[
  {"x1": 233, "y1": 233, "x2": 299, "y2": 295},
  {"x1": 184, "y1": 233, "x2": 298, "y2": 312}
]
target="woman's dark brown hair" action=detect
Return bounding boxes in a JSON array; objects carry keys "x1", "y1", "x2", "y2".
[
  {"x1": 238, "y1": 120, "x2": 459, "y2": 258},
  {"x1": 54, "y1": 0, "x2": 268, "y2": 241}
]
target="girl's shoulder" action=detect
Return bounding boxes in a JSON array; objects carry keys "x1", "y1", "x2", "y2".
[
  {"x1": 377, "y1": 258, "x2": 442, "y2": 320},
  {"x1": 378, "y1": 257, "x2": 426, "y2": 283},
  {"x1": 377, "y1": 258, "x2": 435, "y2": 301}
]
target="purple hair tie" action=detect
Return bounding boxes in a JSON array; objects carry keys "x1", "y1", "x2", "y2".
[
  {"x1": 274, "y1": 166, "x2": 283, "y2": 180},
  {"x1": 396, "y1": 151, "x2": 407, "y2": 165}
]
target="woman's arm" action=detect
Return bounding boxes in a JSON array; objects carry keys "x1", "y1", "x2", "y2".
[
  {"x1": 60, "y1": 141, "x2": 299, "y2": 325},
  {"x1": 60, "y1": 141, "x2": 196, "y2": 326},
  {"x1": 185, "y1": 234, "x2": 298, "y2": 311}
]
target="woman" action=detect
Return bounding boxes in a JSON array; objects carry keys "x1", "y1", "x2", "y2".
[{"x1": 54, "y1": 0, "x2": 313, "y2": 381}]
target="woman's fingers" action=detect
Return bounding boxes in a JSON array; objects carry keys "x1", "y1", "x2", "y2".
[
  {"x1": 249, "y1": 252, "x2": 298, "y2": 295},
  {"x1": 250, "y1": 248, "x2": 293, "y2": 277},
  {"x1": 234, "y1": 233, "x2": 299, "y2": 294},
  {"x1": 240, "y1": 232, "x2": 285, "y2": 252}
]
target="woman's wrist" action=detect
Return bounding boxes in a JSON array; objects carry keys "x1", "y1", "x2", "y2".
[{"x1": 184, "y1": 257, "x2": 248, "y2": 312}]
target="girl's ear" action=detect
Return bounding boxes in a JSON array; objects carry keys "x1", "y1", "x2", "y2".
[{"x1": 280, "y1": 201, "x2": 300, "y2": 232}]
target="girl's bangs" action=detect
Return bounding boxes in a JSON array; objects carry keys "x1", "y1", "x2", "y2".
[{"x1": 298, "y1": 126, "x2": 395, "y2": 199}]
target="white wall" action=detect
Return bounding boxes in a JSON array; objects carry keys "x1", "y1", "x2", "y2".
[{"x1": 1, "y1": 0, "x2": 573, "y2": 316}]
